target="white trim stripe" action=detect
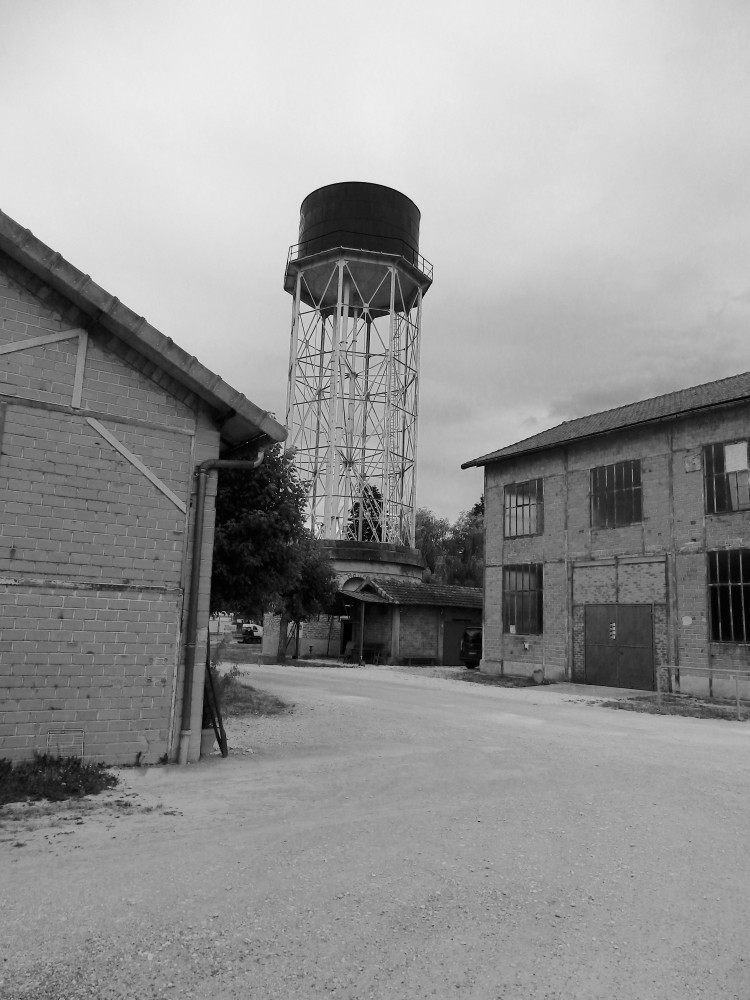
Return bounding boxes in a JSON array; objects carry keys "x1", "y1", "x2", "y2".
[
  {"x1": 86, "y1": 417, "x2": 187, "y2": 514},
  {"x1": 0, "y1": 329, "x2": 86, "y2": 355},
  {"x1": 72, "y1": 330, "x2": 88, "y2": 409}
]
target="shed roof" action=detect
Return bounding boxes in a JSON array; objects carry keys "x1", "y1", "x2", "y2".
[
  {"x1": 462, "y1": 371, "x2": 750, "y2": 469},
  {"x1": 346, "y1": 577, "x2": 482, "y2": 609},
  {"x1": 0, "y1": 209, "x2": 286, "y2": 452}
]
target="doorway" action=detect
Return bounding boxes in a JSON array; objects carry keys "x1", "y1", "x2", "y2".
[
  {"x1": 443, "y1": 619, "x2": 472, "y2": 666},
  {"x1": 584, "y1": 604, "x2": 654, "y2": 690},
  {"x1": 340, "y1": 617, "x2": 353, "y2": 657}
]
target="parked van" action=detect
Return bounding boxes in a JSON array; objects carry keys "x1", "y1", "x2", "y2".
[
  {"x1": 459, "y1": 627, "x2": 482, "y2": 669},
  {"x1": 241, "y1": 622, "x2": 263, "y2": 644}
]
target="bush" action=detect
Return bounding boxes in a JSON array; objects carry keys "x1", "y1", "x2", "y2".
[{"x1": 0, "y1": 753, "x2": 119, "y2": 806}]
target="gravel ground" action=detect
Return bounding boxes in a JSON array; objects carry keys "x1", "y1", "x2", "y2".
[{"x1": 2, "y1": 663, "x2": 750, "y2": 999}]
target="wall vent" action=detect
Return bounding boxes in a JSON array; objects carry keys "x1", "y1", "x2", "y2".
[{"x1": 46, "y1": 729, "x2": 85, "y2": 759}]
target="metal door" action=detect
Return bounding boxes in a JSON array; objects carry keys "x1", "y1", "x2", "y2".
[
  {"x1": 443, "y1": 620, "x2": 469, "y2": 666},
  {"x1": 585, "y1": 605, "x2": 619, "y2": 687},
  {"x1": 584, "y1": 604, "x2": 654, "y2": 690}
]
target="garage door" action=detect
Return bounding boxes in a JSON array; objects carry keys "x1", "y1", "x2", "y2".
[{"x1": 585, "y1": 604, "x2": 654, "y2": 690}]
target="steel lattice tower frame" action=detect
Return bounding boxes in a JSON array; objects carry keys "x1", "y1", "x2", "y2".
[{"x1": 285, "y1": 244, "x2": 432, "y2": 547}]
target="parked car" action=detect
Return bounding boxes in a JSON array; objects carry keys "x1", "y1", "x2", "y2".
[
  {"x1": 241, "y1": 622, "x2": 263, "y2": 644},
  {"x1": 459, "y1": 627, "x2": 482, "y2": 669}
]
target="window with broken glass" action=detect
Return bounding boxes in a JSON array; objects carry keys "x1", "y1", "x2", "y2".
[
  {"x1": 503, "y1": 564, "x2": 543, "y2": 634},
  {"x1": 707, "y1": 550, "x2": 750, "y2": 643},
  {"x1": 504, "y1": 478, "x2": 544, "y2": 538},
  {"x1": 704, "y1": 441, "x2": 750, "y2": 515},
  {"x1": 590, "y1": 459, "x2": 642, "y2": 529}
]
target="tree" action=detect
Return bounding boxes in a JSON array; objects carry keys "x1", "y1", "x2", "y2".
[
  {"x1": 443, "y1": 499, "x2": 484, "y2": 588},
  {"x1": 346, "y1": 483, "x2": 383, "y2": 541},
  {"x1": 414, "y1": 497, "x2": 484, "y2": 588},
  {"x1": 281, "y1": 533, "x2": 339, "y2": 658},
  {"x1": 415, "y1": 507, "x2": 450, "y2": 580},
  {"x1": 211, "y1": 445, "x2": 337, "y2": 658},
  {"x1": 211, "y1": 445, "x2": 306, "y2": 617}
]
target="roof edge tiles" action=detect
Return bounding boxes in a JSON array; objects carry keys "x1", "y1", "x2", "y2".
[
  {"x1": 351, "y1": 576, "x2": 483, "y2": 609},
  {"x1": 0, "y1": 209, "x2": 286, "y2": 451},
  {"x1": 462, "y1": 370, "x2": 750, "y2": 469}
]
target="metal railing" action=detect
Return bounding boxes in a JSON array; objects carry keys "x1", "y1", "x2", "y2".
[
  {"x1": 658, "y1": 664, "x2": 750, "y2": 719},
  {"x1": 287, "y1": 232, "x2": 433, "y2": 281}
]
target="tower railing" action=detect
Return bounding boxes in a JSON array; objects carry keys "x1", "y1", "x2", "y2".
[{"x1": 287, "y1": 235, "x2": 433, "y2": 282}]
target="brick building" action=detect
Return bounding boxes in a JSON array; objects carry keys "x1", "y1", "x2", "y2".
[
  {"x1": 0, "y1": 210, "x2": 285, "y2": 764},
  {"x1": 463, "y1": 373, "x2": 750, "y2": 693}
]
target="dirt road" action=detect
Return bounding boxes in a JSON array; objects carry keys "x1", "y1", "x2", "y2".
[{"x1": 3, "y1": 664, "x2": 750, "y2": 999}]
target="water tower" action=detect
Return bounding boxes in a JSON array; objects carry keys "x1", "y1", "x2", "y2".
[{"x1": 284, "y1": 182, "x2": 432, "y2": 569}]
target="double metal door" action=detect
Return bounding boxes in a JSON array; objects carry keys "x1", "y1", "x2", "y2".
[{"x1": 585, "y1": 604, "x2": 654, "y2": 690}]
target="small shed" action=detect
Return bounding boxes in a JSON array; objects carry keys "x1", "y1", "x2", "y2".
[
  {"x1": 342, "y1": 577, "x2": 482, "y2": 665},
  {"x1": 0, "y1": 210, "x2": 286, "y2": 764}
]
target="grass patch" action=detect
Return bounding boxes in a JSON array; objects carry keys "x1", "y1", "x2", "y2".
[
  {"x1": 219, "y1": 643, "x2": 262, "y2": 665},
  {"x1": 211, "y1": 632, "x2": 264, "y2": 666},
  {"x1": 0, "y1": 753, "x2": 119, "y2": 807},
  {"x1": 216, "y1": 665, "x2": 291, "y2": 717},
  {"x1": 600, "y1": 693, "x2": 748, "y2": 721}
]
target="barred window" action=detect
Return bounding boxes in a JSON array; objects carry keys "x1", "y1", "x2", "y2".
[
  {"x1": 704, "y1": 441, "x2": 750, "y2": 515},
  {"x1": 708, "y1": 550, "x2": 750, "y2": 643},
  {"x1": 504, "y1": 478, "x2": 544, "y2": 537},
  {"x1": 503, "y1": 564, "x2": 543, "y2": 634},
  {"x1": 590, "y1": 460, "x2": 642, "y2": 529}
]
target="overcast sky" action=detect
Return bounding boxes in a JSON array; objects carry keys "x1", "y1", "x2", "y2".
[{"x1": 3, "y1": 0, "x2": 749, "y2": 521}]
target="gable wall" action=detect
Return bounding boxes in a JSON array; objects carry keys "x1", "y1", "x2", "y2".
[{"x1": 0, "y1": 264, "x2": 220, "y2": 764}]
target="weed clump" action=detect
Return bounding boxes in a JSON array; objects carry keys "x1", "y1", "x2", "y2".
[
  {"x1": 215, "y1": 665, "x2": 291, "y2": 717},
  {"x1": 599, "y1": 694, "x2": 747, "y2": 721},
  {"x1": 0, "y1": 753, "x2": 119, "y2": 807}
]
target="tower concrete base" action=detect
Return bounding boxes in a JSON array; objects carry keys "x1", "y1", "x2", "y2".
[{"x1": 319, "y1": 540, "x2": 426, "y2": 588}]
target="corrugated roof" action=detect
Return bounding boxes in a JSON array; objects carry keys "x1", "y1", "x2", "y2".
[
  {"x1": 462, "y1": 371, "x2": 750, "y2": 468},
  {"x1": 350, "y1": 577, "x2": 482, "y2": 609},
  {"x1": 0, "y1": 209, "x2": 287, "y2": 452}
]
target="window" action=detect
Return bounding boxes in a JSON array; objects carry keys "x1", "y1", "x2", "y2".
[
  {"x1": 704, "y1": 441, "x2": 750, "y2": 514},
  {"x1": 503, "y1": 564, "x2": 543, "y2": 634},
  {"x1": 590, "y1": 460, "x2": 642, "y2": 529},
  {"x1": 708, "y1": 550, "x2": 750, "y2": 642},
  {"x1": 504, "y1": 478, "x2": 543, "y2": 537}
]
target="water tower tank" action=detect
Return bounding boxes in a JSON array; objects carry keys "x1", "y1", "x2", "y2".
[{"x1": 298, "y1": 182, "x2": 421, "y2": 267}]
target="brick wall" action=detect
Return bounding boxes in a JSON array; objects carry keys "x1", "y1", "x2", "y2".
[
  {"x1": 262, "y1": 608, "x2": 390, "y2": 662},
  {"x1": 483, "y1": 566, "x2": 503, "y2": 672},
  {"x1": 571, "y1": 607, "x2": 585, "y2": 683},
  {"x1": 300, "y1": 616, "x2": 342, "y2": 657},
  {"x1": 358, "y1": 605, "x2": 390, "y2": 658},
  {"x1": 0, "y1": 262, "x2": 221, "y2": 764},
  {"x1": 262, "y1": 615, "x2": 343, "y2": 659},
  {"x1": 0, "y1": 403, "x2": 191, "y2": 581},
  {"x1": 261, "y1": 612, "x2": 283, "y2": 659},
  {"x1": 0, "y1": 585, "x2": 179, "y2": 761},
  {"x1": 398, "y1": 606, "x2": 439, "y2": 660}
]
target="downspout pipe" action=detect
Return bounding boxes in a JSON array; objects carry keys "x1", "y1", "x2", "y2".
[
  {"x1": 178, "y1": 450, "x2": 267, "y2": 765},
  {"x1": 358, "y1": 601, "x2": 365, "y2": 665}
]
